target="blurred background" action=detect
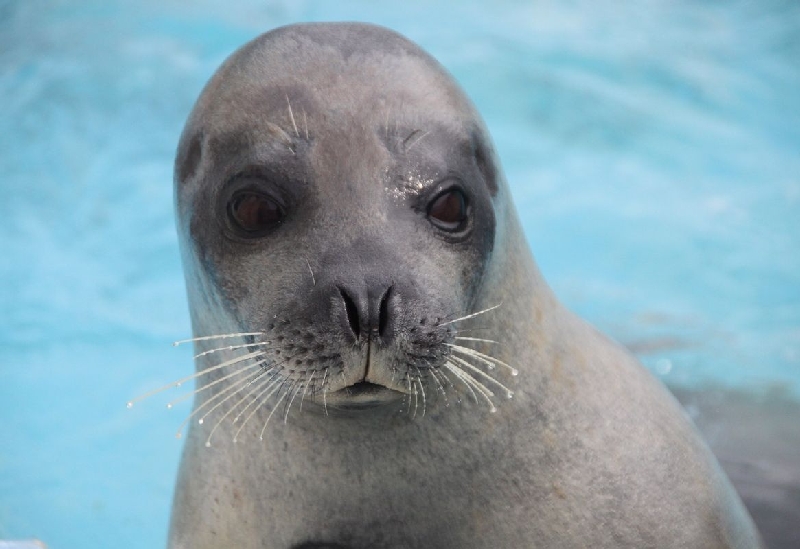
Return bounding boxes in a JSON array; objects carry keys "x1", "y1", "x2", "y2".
[{"x1": 1, "y1": 0, "x2": 798, "y2": 547}]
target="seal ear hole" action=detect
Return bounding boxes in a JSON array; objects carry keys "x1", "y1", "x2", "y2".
[{"x1": 177, "y1": 131, "x2": 203, "y2": 183}]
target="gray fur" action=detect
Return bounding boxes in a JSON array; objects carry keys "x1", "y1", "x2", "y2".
[{"x1": 169, "y1": 22, "x2": 763, "y2": 548}]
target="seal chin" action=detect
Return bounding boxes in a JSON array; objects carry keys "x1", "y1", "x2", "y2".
[{"x1": 326, "y1": 381, "x2": 406, "y2": 410}]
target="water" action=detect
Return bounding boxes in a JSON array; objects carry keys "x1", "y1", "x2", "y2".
[{"x1": 1, "y1": 1, "x2": 798, "y2": 547}]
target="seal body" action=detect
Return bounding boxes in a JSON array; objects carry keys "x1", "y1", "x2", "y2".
[{"x1": 169, "y1": 22, "x2": 763, "y2": 549}]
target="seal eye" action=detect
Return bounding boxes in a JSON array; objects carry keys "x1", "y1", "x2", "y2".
[
  {"x1": 228, "y1": 190, "x2": 284, "y2": 235},
  {"x1": 427, "y1": 189, "x2": 468, "y2": 232}
]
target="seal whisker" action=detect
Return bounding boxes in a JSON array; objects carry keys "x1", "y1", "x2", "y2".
[
  {"x1": 321, "y1": 368, "x2": 329, "y2": 416},
  {"x1": 302, "y1": 108, "x2": 309, "y2": 140},
  {"x1": 438, "y1": 367, "x2": 461, "y2": 404},
  {"x1": 306, "y1": 259, "x2": 316, "y2": 286},
  {"x1": 446, "y1": 343, "x2": 519, "y2": 376},
  {"x1": 452, "y1": 362, "x2": 496, "y2": 400},
  {"x1": 447, "y1": 359, "x2": 497, "y2": 399},
  {"x1": 402, "y1": 129, "x2": 429, "y2": 152},
  {"x1": 166, "y1": 360, "x2": 266, "y2": 409},
  {"x1": 451, "y1": 327, "x2": 494, "y2": 335},
  {"x1": 193, "y1": 341, "x2": 269, "y2": 359},
  {"x1": 192, "y1": 367, "x2": 267, "y2": 416},
  {"x1": 449, "y1": 355, "x2": 514, "y2": 399},
  {"x1": 259, "y1": 382, "x2": 291, "y2": 440},
  {"x1": 445, "y1": 361, "x2": 497, "y2": 412},
  {"x1": 174, "y1": 367, "x2": 265, "y2": 439},
  {"x1": 197, "y1": 367, "x2": 271, "y2": 428},
  {"x1": 392, "y1": 102, "x2": 400, "y2": 139},
  {"x1": 264, "y1": 121, "x2": 295, "y2": 153},
  {"x1": 172, "y1": 332, "x2": 264, "y2": 346},
  {"x1": 127, "y1": 349, "x2": 269, "y2": 408},
  {"x1": 454, "y1": 336, "x2": 499, "y2": 345},
  {"x1": 204, "y1": 368, "x2": 274, "y2": 447},
  {"x1": 233, "y1": 370, "x2": 279, "y2": 423},
  {"x1": 443, "y1": 361, "x2": 480, "y2": 405},
  {"x1": 232, "y1": 375, "x2": 284, "y2": 442},
  {"x1": 221, "y1": 354, "x2": 298, "y2": 436},
  {"x1": 285, "y1": 94, "x2": 300, "y2": 138},
  {"x1": 436, "y1": 304, "x2": 502, "y2": 327},
  {"x1": 411, "y1": 366, "x2": 428, "y2": 417},
  {"x1": 404, "y1": 374, "x2": 413, "y2": 415},
  {"x1": 191, "y1": 349, "x2": 270, "y2": 377},
  {"x1": 298, "y1": 370, "x2": 315, "y2": 412},
  {"x1": 428, "y1": 367, "x2": 449, "y2": 403},
  {"x1": 417, "y1": 377, "x2": 427, "y2": 417},
  {"x1": 283, "y1": 380, "x2": 305, "y2": 423}
]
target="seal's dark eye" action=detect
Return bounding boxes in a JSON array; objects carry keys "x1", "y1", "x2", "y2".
[
  {"x1": 427, "y1": 189, "x2": 467, "y2": 231},
  {"x1": 228, "y1": 191, "x2": 284, "y2": 235}
]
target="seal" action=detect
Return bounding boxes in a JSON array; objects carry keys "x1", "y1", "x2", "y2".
[{"x1": 165, "y1": 22, "x2": 764, "y2": 548}]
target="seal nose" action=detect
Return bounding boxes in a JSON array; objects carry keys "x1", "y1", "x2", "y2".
[{"x1": 337, "y1": 284, "x2": 393, "y2": 341}]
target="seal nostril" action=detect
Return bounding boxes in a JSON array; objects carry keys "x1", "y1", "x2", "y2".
[
  {"x1": 378, "y1": 285, "x2": 392, "y2": 337},
  {"x1": 339, "y1": 287, "x2": 360, "y2": 339}
]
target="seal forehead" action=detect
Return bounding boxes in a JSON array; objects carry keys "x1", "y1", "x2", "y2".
[
  {"x1": 246, "y1": 22, "x2": 427, "y2": 64},
  {"x1": 191, "y1": 23, "x2": 476, "y2": 134}
]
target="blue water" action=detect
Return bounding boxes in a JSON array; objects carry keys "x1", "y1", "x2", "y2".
[{"x1": 1, "y1": 1, "x2": 798, "y2": 547}]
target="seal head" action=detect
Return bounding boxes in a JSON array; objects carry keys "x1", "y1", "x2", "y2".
[{"x1": 175, "y1": 22, "x2": 501, "y2": 411}]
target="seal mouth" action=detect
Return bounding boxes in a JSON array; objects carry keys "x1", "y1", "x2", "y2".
[
  {"x1": 328, "y1": 381, "x2": 405, "y2": 409},
  {"x1": 345, "y1": 381, "x2": 386, "y2": 395}
]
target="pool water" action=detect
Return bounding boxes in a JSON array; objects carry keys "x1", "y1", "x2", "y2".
[{"x1": 1, "y1": 1, "x2": 798, "y2": 548}]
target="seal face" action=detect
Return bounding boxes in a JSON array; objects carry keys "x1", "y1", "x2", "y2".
[
  {"x1": 166, "y1": 22, "x2": 764, "y2": 549},
  {"x1": 174, "y1": 22, "x2": 502, "y2": 417}
]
